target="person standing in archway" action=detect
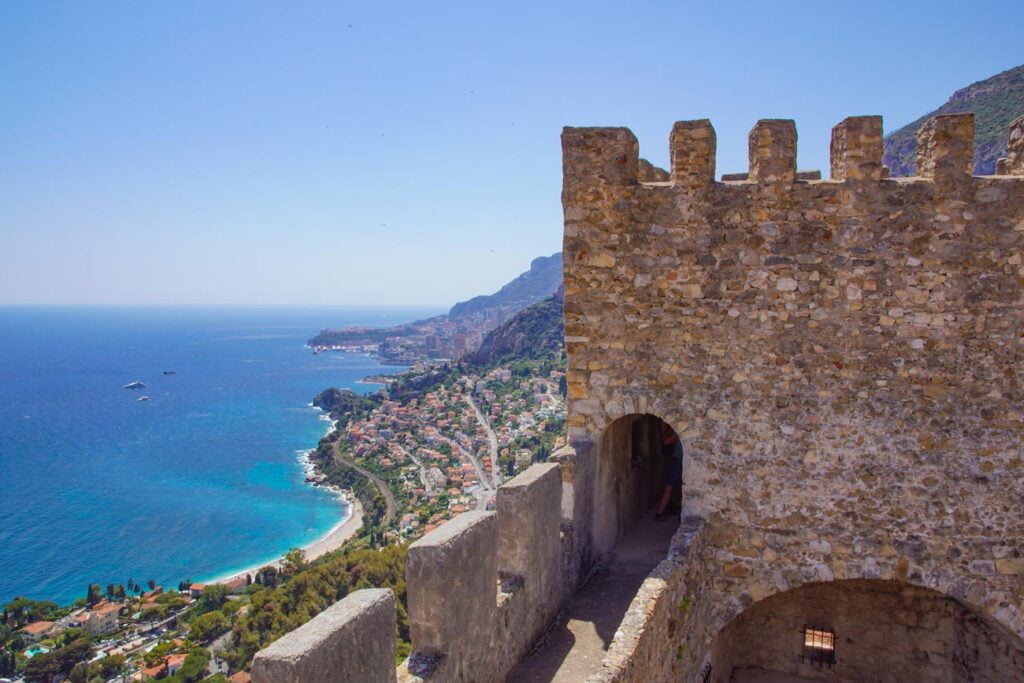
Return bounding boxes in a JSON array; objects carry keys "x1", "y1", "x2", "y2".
[{"x1": 656, "y1": 421, "x2": 683, "y2": 520}]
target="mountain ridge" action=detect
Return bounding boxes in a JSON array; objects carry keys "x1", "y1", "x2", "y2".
[
  {"x1": 883, "y1": 64, "x2": 1024, "y2": 175},
  {"x1": 449, "y1": 253, "x2": 562, "y2": 319}
]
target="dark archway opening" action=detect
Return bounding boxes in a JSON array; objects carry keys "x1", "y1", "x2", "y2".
[
  {"x1": 708, "y1": 579, "x2": 1024, "y2": 683},
  {"x1": 593, "y1": 413, "x2": 682, "y2": 558}
]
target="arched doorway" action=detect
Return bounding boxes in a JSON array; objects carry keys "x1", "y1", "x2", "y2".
[
  {"x1": 707, "y1": 579, "x2": 1024, "y2": 682},
  {"x1": 593, "y1": 413, "x2": 682, "y2": 558}
]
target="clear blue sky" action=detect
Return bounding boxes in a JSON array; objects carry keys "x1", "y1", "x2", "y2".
[{"x1": 1, "y1": 1, "x2": 1022, "y2": 306}]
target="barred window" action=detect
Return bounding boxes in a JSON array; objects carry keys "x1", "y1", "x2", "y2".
[{"x1": 803, "y1": 626, "x2": 836, "y2": 666}]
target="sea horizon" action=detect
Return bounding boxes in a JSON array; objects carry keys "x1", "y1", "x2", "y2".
[{"x1": 0, "y1": 305, "x2": 443, "y2": 605}]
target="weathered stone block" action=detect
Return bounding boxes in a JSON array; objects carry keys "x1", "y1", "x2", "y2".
[
  {"x1": 407, "y1": 511, "x2": 497, "y2": 680},
  {"x1": 251, "y1": 589, "x2": 397, "y2": 683},
  {"x1": 830, "y1": 115, "x2": 883, "y2": 181},
  {"x1": 748, "y1": 119, "x2": 796, "y2": 183},
  {"x1": 916, "y1": 113, "x2": 974, "y2": 180},
  {"x1": 997, "y1": 115, "x2": 1024, "y2": 176},
  {"x1": 561, "y1": 126, "x2": 639, "y2": 189},
  {"x1": 497, "y1": 462, "x2": 562, "y2": 583},
  {"x1": 670, "y1": 119, "x2": 716, "y2": 189}
]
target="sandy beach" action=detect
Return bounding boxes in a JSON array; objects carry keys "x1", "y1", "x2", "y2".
[{"x1": 209, "y1": 494, "x2": 364, "y2": 586}]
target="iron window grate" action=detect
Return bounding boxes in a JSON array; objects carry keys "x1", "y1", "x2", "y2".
[{"x1": 802, "y1": 625, "x2": 836, "y2": 666}]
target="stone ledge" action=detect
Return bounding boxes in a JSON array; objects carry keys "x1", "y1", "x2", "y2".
[{"x1": 251, "y1": 588, "x2": 397, "y2": 683}]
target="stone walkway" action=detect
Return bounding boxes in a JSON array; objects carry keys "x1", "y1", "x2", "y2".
[
  {"x1": 510, "y1": 512, "x2": 678, "y2": 682},
  {"x1": 731, "y1": 669, "x2": 822, "y2": 682}
]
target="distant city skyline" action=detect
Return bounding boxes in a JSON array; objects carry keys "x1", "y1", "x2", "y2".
[{"x1": 1, "y1": 1, "x2": 1022, "y2": 305}]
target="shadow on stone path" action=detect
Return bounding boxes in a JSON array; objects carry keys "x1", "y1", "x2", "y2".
[{"x1": 510, "y1": 512, "x2": 679, "y2": 682}]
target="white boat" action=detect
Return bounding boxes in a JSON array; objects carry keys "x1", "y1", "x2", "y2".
[
  {"x1": 124, "y1": 381, "x2": 146, "y2": 389},
  {"x1": 138, "y1": 396, "x2": 150, "y2": 402}
]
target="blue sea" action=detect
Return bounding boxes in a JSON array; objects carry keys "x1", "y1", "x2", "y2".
[{"x1": 0, "y1": 306, "x2": 440, "y2": 605}]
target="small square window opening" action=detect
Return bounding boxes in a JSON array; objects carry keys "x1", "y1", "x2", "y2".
[{"x1": 803, "y1": 626, "x2": 836, "y2": 666}]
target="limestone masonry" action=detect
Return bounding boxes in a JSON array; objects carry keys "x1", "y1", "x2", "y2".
[{"x1": 252, "y1": 112, "x2": 1024, "y2": 682}]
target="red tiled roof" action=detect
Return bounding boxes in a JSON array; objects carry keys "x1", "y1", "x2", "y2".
[
  {"x1": 22, "y1": 620, "x2": 54, "y2": 634},
  {"x1": 94, "y1": 602, "x2": 121, "y2": 615},
  {"x1": 142, "y1": 663, "x2": 166, "y2": 678}
]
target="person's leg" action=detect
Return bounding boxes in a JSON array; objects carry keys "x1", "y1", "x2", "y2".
[
  {"x1": 656, "y1": 484, "x2": 672, "y2": 519},
  {"x1": 657, "y1": 456, "x2": 683, "y2": 519}
]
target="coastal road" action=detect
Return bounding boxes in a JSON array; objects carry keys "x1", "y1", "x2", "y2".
[
  {"x1": 466, "y1": 394, "x2": 501, "y2": 487},
  {"x1": 331, "y1": 441, "x2": 397, "y2": 525}
]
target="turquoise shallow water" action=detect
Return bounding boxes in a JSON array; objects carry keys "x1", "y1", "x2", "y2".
[{"x1": 0, "y1": 306, "x2": 439, "y2": 605}]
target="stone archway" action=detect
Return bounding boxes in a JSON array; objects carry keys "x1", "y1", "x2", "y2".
[
  {"x1": 592, "y1": 413, "x2": 681, "y2": 558},
  {"x1": 707, "y1": 579, "x2": 1024, "y2": 682}
]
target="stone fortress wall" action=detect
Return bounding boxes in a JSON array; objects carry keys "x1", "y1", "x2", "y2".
[
  {"x1": 250, "y1": 113, "x2": 1024, "y2": 682},
  {"x1": 561, "y1": 112, "x2": 1024, "y2": 680}
]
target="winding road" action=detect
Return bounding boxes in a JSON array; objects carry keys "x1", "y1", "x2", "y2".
[
  {"x1": 465, "y1": 394, "x2": 501, "y2": 488},
  {"x1": 441, "y1": 435, "x2": 494, "y2": 511},
  {"x1": 331, "y1": 440, "x2": 397, "y2": 524},
  {"x1": 397, "y1": 443, "x2": 439, "y2": 496}
]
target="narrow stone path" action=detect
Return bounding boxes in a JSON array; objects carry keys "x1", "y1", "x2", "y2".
[
  {"x1": 510, "y1": 512, "x2": 678, "y2": 682},
  {"x1": 731, "y1": 670, "x2": 822, "y2": 682}
]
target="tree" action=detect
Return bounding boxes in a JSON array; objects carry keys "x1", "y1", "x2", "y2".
[
  {"x1": 189, "y1": 610, "x2": 228, "y2": 643},
  {"x1": 282, "y1": 548, "x2": 306, "y2": 573},
  {"x1": 68, "y1": 661, "x2": 90, "y2": 683},
  {"x1": 86, "y1": 584, "x2": 102, "y2": 606},
  {"x1": 24, "y1": 650, "x2": 61, "y2": 681},
  {"x1": 148, "y1": 579, "x2": 157, "y2": 591},
  {"x1": 99, "y1": 654, "x2": 126, "y2": 677},
  {"x1": 106, "y1": 583, "x2": 116, "y2": 600},
  {"x1": 176, "y1": 648, "x2": 211, "y2": 683},
  {"x1": 196, "y1": 584, "x2": 228, "y2": 613},
  {"x1": 144, "y1": 641, "x2": 176, "y2": 666}
]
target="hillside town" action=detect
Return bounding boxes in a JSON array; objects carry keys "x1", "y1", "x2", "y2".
[{"x1": 311, "y1": 358, "x2": 567, "y2": 542}]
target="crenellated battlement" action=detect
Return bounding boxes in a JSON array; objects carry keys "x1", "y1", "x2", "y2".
[{"x1": 564, "y1": 113, "x2": 1024, "y2": 192}]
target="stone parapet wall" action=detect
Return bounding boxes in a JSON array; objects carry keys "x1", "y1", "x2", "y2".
[
  {"x1": 562, "y1": 113, "x2": 1024, "y2": 680},
  {"x1": 254, "y1": 460, "x2": 592, "y2": 683},
  {"x1": 401, "y1": 461, "x2": 585, "y2": 681},
  {"x1": 588, "y1": 516, "x2": 713, "y2": 682},
  {"x1": 251, "y1": 588, "x2": 398, "y2": 683}
]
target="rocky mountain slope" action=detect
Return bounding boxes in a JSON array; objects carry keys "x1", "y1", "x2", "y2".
[
  {"x1": 883, "y1": 64, "x2": 1024, "y2": 175},
  {"x1": 472, "y1": 288, "x2": 564, "y2": 366},
  {"x1": 449, "y1": 253, "x2": 562, "y2": 319}
]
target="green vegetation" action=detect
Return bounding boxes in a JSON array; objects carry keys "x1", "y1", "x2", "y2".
[
  {"x1": 69, "y1": 654, "x2": 126, "y2": 682},
  {"x1": 164, "y1": 648, "x2": 211, "y2": 683},
  {"x1": 313, "y1": 387, "x2": 382, "y2": 425},
  {"x1": 22, "y1": 637, "x2": 92, "y2": 682},
  {"x1": 222, "y1": 544, "x2": 409, "y2": 669}
]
